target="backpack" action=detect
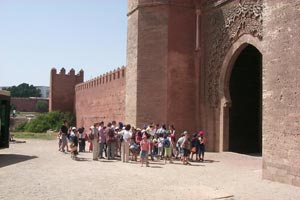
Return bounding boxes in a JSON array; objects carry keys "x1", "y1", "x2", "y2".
[
  {"x1": 107, "y1": 128, "x2": 116, "y2": 142},
  {"x1": 89, "y1": 133, "x2": 94, "y2": 140},
  {"x1": 89, "y1": 130, "x2": 94, "y2": 140},
  {"x1": 164, "y1": 139, "x2": 170, "y2": 148},
  {"x1": 108, "y1": 128, "x2": 115, "y2": 138}
]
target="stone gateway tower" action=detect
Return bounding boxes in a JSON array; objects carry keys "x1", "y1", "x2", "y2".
[
  {"x1": 48, "y1": 0, "x2": 300, "y2": 187},
  {"x1": 49, "y1": 68, "x2": 84, "y2": 112},
  {"x1": 126, "y1": 0, "x2": 198, "y2": 135},
  {"x1": 124, "y1": 0, "x2": 300, "y2": 187},
  {"x1": 125, "y1": 0, "x2": 264, "y2": 151}
]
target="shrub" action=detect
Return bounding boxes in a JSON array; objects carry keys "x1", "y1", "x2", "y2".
[
  {"x1": 14, "y1": 111, "x2": 75, "y2": 133},
  {"x1": 36, "y1": 100, "x2": 48, "y2": 113},
  {"x1": 15, "y1": 122, "x2": 27, "y2": 132}
]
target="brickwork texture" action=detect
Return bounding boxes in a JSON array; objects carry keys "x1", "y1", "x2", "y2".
[
  {"x1": 49, "y1": 68, "x2": 83, "y2": 113},
  {"x1": 75, "y1": 67, "x2": 126, "y2": 129},
  {"x1": 262, "y1": 0, "x2": 300, "y2": 187}
]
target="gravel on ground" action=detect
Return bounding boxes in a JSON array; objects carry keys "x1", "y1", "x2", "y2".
[{"x1": 1, "y1": 139, "x2": 300, "y2": 200}]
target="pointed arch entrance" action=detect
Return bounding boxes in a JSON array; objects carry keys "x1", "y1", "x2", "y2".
[
  {"x1": 218, "y1": 36, "x2": 263, "y2": 154},
  {"x1": 229, "y1": 44, "x2": 262, "y2": 154}
]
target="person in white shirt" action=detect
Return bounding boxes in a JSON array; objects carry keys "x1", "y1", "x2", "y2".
[
  {"x1": 120, "y1": 124, "x2": 132, "y2": 163},
  {"x1": 98, "y1": 121, "x2": 105, "y2": 159},
  {"x1": 176, "y1": 132, "x2": 186, "y2": 160},
  {"x1": 156, "y1": 124, "x2": 167, "y2": 135},
  {"x1": 158, "y1": 134, "x2": 165, "y2": 160},
  {"x1": 92, "y1": 123, "x2": 99, "y2": 161}
]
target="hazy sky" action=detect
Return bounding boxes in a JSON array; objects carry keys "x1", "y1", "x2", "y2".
[{"x1": 0, "y1": 0, "x2": 127, "y2": 86}]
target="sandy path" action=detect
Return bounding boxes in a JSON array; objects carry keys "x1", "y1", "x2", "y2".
[{"x1": 1, "y1": 139, "x2": 300, "y2": 200}]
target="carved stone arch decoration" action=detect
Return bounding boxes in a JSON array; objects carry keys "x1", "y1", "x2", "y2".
[
  {"x1": 219, "y1": 34, "x2": 263, "y2": 106},
  {"x1": 205, "y1": 0, "x2": 263, "y2": 107}
]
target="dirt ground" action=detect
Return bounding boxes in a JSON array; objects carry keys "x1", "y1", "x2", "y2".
[{"x1": 1, "y1": 139, "x2": 300, "y2": 200}]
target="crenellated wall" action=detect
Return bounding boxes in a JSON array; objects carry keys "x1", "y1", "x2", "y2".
[
  {"x1": 49, "y1": 68, "x2": 84, "y2": 113},
  {"x1": 75, "y1": 66, "x2": 126, "y2": 129}
]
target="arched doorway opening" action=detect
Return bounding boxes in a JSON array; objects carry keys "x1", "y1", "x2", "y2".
[{"x1": 228, "y1": 44, "x2": 262, "y2": 154}]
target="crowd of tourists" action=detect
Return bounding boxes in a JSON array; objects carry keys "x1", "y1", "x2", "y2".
[{"x1": 58, "y1": 120, "x2": 206, "y2": 166}]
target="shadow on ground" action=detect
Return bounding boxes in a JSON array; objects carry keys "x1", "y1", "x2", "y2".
[
  {"x1": 246, "y1": 153, "x2": 262, "y2": 157},
  {"x1": 75, "y1": 157, "x2": 91, "y2": 162},
  {"x1": 203, "y1": 159, "x2": 220, "y2": 163},
  {"x1": 0, "y1": 154, "x2": 38, "y2": 168}
]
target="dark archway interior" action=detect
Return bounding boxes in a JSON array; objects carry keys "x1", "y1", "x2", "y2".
[{"x1": 229, "y1": 44, "x2": 262, "y2": 154}]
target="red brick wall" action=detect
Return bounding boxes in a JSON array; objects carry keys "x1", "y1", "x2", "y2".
[
  {"x1": 11, "y1": 97, "x2": 49, "y2": 112},
  {"x1": 126, "y1": 0, "x2": 197, "y2": 135},
  {"x1": 49, "y1": 68, "x2": 84, "y2": 113},
  {"x1": 75, "y1": 67, "x2": 126, "y2": 129},
  {"x1": 167, "y1": 1, "x2": 197, "y2": 134}
]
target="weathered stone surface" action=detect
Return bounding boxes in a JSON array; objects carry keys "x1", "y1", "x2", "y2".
[{"x1": 263, "y1": 0, "x2": 300, "y2": 187}]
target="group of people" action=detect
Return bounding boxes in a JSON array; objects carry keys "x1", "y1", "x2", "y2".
[{"x1": 58, "y1": 120, "x2": 206, "y2": 166}]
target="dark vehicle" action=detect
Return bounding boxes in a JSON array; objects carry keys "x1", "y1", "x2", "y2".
[{"x1": 0, "y1": 90, "x2": 10, "y2": 149}]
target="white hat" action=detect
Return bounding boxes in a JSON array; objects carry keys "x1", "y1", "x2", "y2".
[{"x1": 72, "y1": 127, "x2": 76, "y2": 130}]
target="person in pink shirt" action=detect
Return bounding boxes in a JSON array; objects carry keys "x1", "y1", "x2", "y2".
[
  {"x1": 169, "y1": 124, "x2": 176, "y2": 157},
  {"x1": 140, "y1": 134, "x2": 149, "y2": 167}
]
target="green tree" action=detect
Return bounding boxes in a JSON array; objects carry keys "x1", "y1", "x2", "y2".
[
  {"x1": 3, "y1": 83, "x2": 41, "y2": 97},
  {"x1": 36, "y1": 100, "x2": 48, "y2": 113}
]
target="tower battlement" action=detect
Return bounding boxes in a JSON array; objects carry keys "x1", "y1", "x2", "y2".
[{"x1": 49, "y1": 68, "x2": 84, "y2": 112}]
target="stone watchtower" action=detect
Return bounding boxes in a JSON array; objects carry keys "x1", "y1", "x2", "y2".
[
  {"x1": 49, "y1": 68, "x2": 84, "y2": 113},
  {"x1": 126, "y1": 0, "x2": 199, "y2": 131}
]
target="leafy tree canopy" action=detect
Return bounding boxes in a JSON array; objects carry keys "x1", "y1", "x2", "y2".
[{"x1": 3, "y1": 83, "x2": 41, "y2": 97}]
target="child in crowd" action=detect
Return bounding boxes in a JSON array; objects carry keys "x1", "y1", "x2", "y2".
[
  {"x1": 152, "y1": 134, "x2": 158, "y2": 157},
  {"x1": 190, "y1": 133, "x2": 200, "y2": 161},
  {"x1": 70, "y1": 128, "x2": 79, "y2": 160},
  {"x1": 163, "y1": 135, "x2": 173, "y2": 164},
  {"x1": 176, "y1": 133, "x2": 185, "y2": 160},
  {"x1": 130, "y1": 142, "x2": 140, "y2": 162},
  {"x1": 140, "y1": 134, "x2": 149, "y2": 167},
  {"x1": 158, "y1": 134, "x2": 164, "y2": 160},
  {"x1": 143, "y1": 130, "x2": 154, "y2": 161},
  {"x1": 199, "y1": 131, "x2": 206, "y2": 162},
  {"x1": 78, "y1": 127, "x2": 86, "y2": 152},
  {"x1": 57, "y1": 131, "x2": 62, "y2": 151},
  {"x1": 181, "y1": 131, "x2": 191, "y2": 165}
]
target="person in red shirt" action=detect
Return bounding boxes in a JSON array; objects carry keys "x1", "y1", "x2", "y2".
[
  {"x1": 199, "y1": 131, "x2": 206, "y2": 162},
  {"x1": 140, "y1": 134, "x2": 149, "y2": 167}
]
